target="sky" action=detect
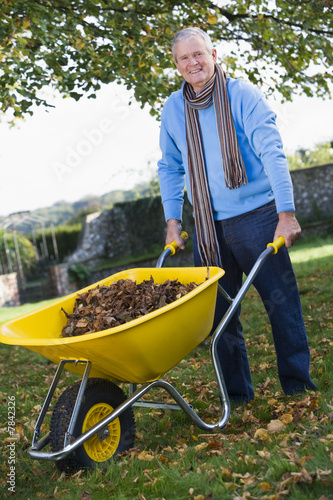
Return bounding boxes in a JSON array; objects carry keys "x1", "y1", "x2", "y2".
[{"x1": 0, "y1": 81, "x2": 332, "y2": 218}]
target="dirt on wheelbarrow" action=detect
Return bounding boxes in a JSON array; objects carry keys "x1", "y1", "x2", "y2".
[{"x1": 61, "y1": 276, "x2": 200, "y2": 337}]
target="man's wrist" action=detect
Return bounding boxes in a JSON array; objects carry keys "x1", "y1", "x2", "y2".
[
  {"x1": 278, "y1": 211, "x2": 295, "y2": 220},
  {"x1": 167, "y1": 218, "x2": 181, "y2": 225}
]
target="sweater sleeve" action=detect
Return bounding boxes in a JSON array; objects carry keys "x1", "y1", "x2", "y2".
[
  {"x1": 157, "y1": 114, "x2": 186, "y2": 222},
  {"x1": 242, "y1": 94, "x2": 295, "y2": 213}
]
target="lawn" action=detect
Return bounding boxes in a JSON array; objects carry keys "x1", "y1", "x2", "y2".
[{"x1": 0, "y1": 234, "x2": 332, "y2": 499}]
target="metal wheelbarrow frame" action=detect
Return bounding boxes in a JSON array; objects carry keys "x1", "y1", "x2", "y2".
[{"x1": 0, "y1": 235, "x2": 285, "y2": 471}]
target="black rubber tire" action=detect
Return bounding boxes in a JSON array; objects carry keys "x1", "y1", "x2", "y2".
[{"x1": 49, "y1": 378, "x2": 135, "y2": 473}]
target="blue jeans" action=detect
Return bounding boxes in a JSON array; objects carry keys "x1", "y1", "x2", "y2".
[{"x1": 193, "y1": 201, "x2": 318, "y2": 401}]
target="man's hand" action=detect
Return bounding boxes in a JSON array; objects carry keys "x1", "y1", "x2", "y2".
[
  {"x1": 166, "y1": 218, "x2": 188, "y2": 251},
  {"x1": 273, "y1": 211, "x2": 301, "y2": 248}
]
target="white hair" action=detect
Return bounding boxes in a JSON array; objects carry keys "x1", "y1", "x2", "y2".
[{"x1": 172, "y1": 27, "x2": 213, "y2": 61}]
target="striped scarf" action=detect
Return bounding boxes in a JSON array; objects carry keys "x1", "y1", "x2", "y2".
[{"x1": 184, "y1": 64, "x2": 248, "y2": 267}]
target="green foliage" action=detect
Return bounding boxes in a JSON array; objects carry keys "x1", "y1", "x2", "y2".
[
  {"x1": 287, "y1": 141, "x2": 333, "y2": 170},
  {"x1": 0, "y1": 0, "x2": 332, "y2": 123},
  {"x1": 31, "y1": 224, "x2": 82, "y2": 262},
  {"x1": 68, "y1": 262, "x2": 91, "y2": 286},
  {"x1": 119, "y1": 196, "x2": 166, "y2": 254},
  {"x1": 0, "y1": 229, "x2": 36, "y2": 274}
]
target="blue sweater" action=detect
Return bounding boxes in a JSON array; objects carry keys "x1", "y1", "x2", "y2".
[{"x1": 158, "y1": 78, "x2": 295, "y2": 222}]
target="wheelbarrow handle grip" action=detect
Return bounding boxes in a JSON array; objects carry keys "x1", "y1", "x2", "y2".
[
  {"x1": 164, "y1": 231, "x2": 188, "y2": 256},
  {"x1": 267, "y1": 236, "x2": 285, "y2": 254}
]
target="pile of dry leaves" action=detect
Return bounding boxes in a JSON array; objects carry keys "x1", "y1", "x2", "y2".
[{"x1": 61, "y1": 277, "x2": 199, "y2": 337}]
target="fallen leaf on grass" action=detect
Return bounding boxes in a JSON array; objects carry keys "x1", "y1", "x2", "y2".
[
  {"x1": 220, "y1": 467, "x2": 232, "y2": 478},
  {"x1": 291, "y1": 467, "x2": 314, "y2": 483},
  {"x1": 281, "y1": 449, "x2": 297, "y2": 462},
  {"x1": 240, "y1": 472, "x2": 256, "y2": 486},
  {"x1": 257, "y1": 448, "x2": 271, "y2": 459},
  {"x1": 278, "y1": 467, "x2": 317, "y2": 492},
  {"x1": 159, "y1": 454, "x2": 168, "y2": 463},
  {"x1": 137, "y1": 450, "x2": 155, "y2": 461},
  {"x1": 242, "y1": 409, "x2": 259, "y2": 424},
  {"x1": 258, "y1": 481, "x2": 272, "y2": 490},
  {"x1": 278, "y1": 436, "x2": 289, "y2": 447},
  {"x1": 297, "y1": 453, "x2": 313, "y2": 466},
  {"x1": 143, "y1": 477, "x2": 158, "y2": 487},
  {"x1": 254, "y1": 428, "x2": 271, "y2": 441},
  {"x1": 80, "y1": 492, "x2": 91, "y2": 500},
  {"x1": 267, "y1": 420, "x2": 285, "y2": 433},
  {"x1": 280, "y1": 413, "x2": 293, "y2": 424},
  {"x1": 267, "y1": 398, "x2": 279, "y2": 407},
  {"x1": 316, "y1": 468, "x2": 332, "y2": 480},
  {"x1": 195, "y1": 442, "x2": 209, "y2": 451},
  {"x1": 319, "y1": 434, "x2": 333, "y2": 444}
]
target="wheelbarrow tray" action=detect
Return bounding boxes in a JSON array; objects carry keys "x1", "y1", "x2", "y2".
[{"x1": 0, "y1": 267, "x2": 223, "y2": 383}]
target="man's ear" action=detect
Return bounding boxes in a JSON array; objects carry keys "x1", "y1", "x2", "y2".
[
  {"x1": 174, "y1": 59, "x2": 181, "y2": 74},
  {"x1": 212, "y1": 48, "x2": 217, "y2": 63}
]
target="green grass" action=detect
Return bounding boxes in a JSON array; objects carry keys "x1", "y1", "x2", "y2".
[
  {"x1": 0, "y1": 235, "x2": 332, "y2": 499},
  {"x1": 289, "y1": 234, "x2": 333, "y2": 263},
  {"x1": 0, "y1": 299, "x2": 58, "y2": 325}
]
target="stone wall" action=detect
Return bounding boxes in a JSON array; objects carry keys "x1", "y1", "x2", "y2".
[
  {"x1": 66, "y1": 196, "x2": 195, "y2": 266},
  {"x1": 291, "y1": 163, "x2": 333, "y2": 221},
  {"x1": 0, "y1": 273, "x2": 20, "y2": 307},
  {"x1": 47, "y1": 264, "x2": 77, "y2": 297}
]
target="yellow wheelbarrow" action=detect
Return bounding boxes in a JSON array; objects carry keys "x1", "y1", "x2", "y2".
[{"x1": 0, "y1": 235, "x2": 285, "y2": 473}]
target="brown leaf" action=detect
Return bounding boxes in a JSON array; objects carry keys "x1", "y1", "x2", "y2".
[
  {"x1": 254, "y1": 428, "x2": 271, "y2": 441},
  {"x1": 240, "y1": 472, "x2": 256, "y2": 485},
  {"x1": 137, "y1": 450, "x2": 154, "y2": 461},
  {"x1": 291, "y1": 467, "x2": 314, "y2": 484},
  {"x1": 258, "y1": 481, "x2": 272, "y2": 490},
  {"x1": 80, "y1": 492, "x2": 91, "y2": 500},
  {"x1": 280, "y1": 413, "x2": 293, "y2": 424},
  {"x1": 257, "y1": 448, "x2": 271, "y2": 458},
  {"x1": 267, "y1": 419, "x2": 286, "y2": 433},
  {"x1": 296, "y1": 453, "x2": 313, "y2": 466}
]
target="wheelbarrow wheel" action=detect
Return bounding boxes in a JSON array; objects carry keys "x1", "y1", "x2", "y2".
[{"x1": 49, "y1": 378, "x2": 135, "y2": 473}]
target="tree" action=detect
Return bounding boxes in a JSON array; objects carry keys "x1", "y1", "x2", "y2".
[
  {"x1": 0, "y1": 0, "x2": 332, "y2": 123},
  {"x1": 287, "y1": 140, "x2": 333, "y2": 169},
  {"x1": 0, "y1": 229, "x2": 36, "y2": 275}
]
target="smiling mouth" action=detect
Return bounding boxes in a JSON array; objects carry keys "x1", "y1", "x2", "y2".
[{"x1": 190, "y1": 69, "x2": 201, "y2": 74}]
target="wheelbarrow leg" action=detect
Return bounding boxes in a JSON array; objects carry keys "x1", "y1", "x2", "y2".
[
  {"x1": 32, "y1": 359, "x2": 67, "y2": 448},
  {"x1": 31, "y1": 360, "x2": 91, "y2": 451},
  {"x1": 64, "y1": 361, "x2": 91, "y2": 447}
]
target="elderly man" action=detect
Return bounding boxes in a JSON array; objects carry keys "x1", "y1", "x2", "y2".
[{"x1": 157, "y1": 27, "x2": 317, "y2": 402}]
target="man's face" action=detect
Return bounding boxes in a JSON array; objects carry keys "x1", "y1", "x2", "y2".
[{"x1": 174, "y1": 36, "x2": 217, "y2": 93}]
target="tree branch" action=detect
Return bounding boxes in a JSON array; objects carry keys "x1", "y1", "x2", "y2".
[{"x1": 211, "y1": 1, "x2": 333, "y2": 36}]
